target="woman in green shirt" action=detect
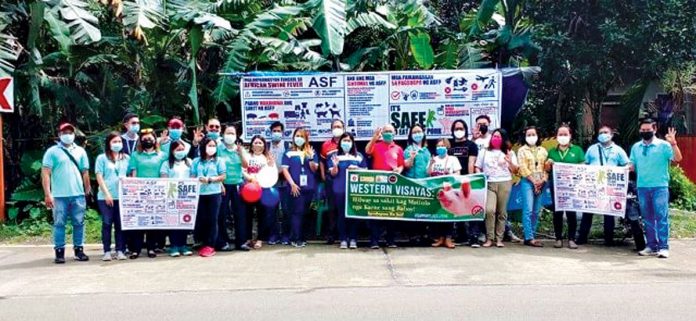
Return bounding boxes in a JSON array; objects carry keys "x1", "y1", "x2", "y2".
[
  {"x1": 127, "y1": 129, "x2": 167, "y2": 259},
  {"x1": 545, "y1": 124, "x2": 585, "y2": 249},
  {"x1": 402, "y1": 124, "x2": 431, "y2": 245},
  {"x1": 217, "y1": 124, "x2": 250, "y2": 251}
]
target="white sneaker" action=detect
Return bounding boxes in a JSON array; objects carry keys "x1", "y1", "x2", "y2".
[
  {"x1": 339, "y1": 241, "x2": 348, "y2": 249},
  {"x1": 116, "y1": 251, "x2": 127, "y2": 260},
  {"x1": 639, "y1": 248, "x2": 656, "y2": 256},
  {"x1": 349, "y1": 240, "x2": 358, "y2": 249},
  {"x1": 657, "y1": 249, "x2": 670, "y2": 259},
  {"x1": 102, "y1": 253, "x2": 112, "y2": 261}
]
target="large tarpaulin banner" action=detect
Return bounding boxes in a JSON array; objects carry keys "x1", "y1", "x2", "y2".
[
  {"x1": 240, "y1": 69, "x2": 502, "y2": 141},
  {"x1": 345, "y1": 170, "x2": 487, "y2": 222},
  {"x1": 552, "y1": 163, "x2": 629, "y2": 216},
  {"x1": 119, "y1": 178, "x2": 200, "y2": 230}
]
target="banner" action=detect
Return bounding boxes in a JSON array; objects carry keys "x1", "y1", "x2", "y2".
[
  {"x1": 346, "y1": 170, "x2": 487, "y2": 222},
  {"x1": 240, "y1": 69, "x2": 502, "y2": 141},
  {"x1": 119, "y1": 178, "x2": 200, "y2": 230},
  {"x1": 552, "y1": 163, "x2": 629, "y2": 216}
]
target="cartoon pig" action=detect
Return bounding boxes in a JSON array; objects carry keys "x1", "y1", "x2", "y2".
[{"x1": 437, "y1": 181, "x2": 482, "y2": 216}]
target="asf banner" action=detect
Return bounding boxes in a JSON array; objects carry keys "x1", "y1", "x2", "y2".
[
  {"x1": 346, "y1": 170, "x2": 487, "y2": 222},
  {"x1": 552, "y1": 163, "x2": 629, "y2": 217},
  {"x1": 119, "y1": 178, "x2": 200, "y2": 230}
]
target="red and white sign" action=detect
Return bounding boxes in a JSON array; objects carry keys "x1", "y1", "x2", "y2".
[{"x1": 0, "y1": 77, "x2": 13, "y2": 113}]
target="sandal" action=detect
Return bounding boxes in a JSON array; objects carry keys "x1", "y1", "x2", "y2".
[
  {"x1": 524, "y1": 239, "x2": 544, "y2": 247},
  {"x1": 482, "y1": 240, "x2": 493, "y2": 248},
  {"x1": 147, "y1": 250, "x2": 157, "y2": 258},
  {"x1": 496, "y1": 241, "x2": 505, "y2": 248},
  {"x1": 129, "y1": 253, "x2": 139, "y2": 260},
  {"x1": 253, "y1": 240, "x2": 263, "y2": 249}
]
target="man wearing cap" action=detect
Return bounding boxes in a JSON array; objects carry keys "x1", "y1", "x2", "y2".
[
  {"x1": 159, "y1": 116, "x2": 194, "y2": 157},
  {"x1": 121, "y1": 113, "x2": 140, "y2": 155},
  {"x1": 42, "y1": 122, "x2": 92, "y2": 264}
]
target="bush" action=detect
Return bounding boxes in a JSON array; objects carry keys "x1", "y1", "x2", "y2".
[{"x1": 669, "y1": 166, "x2": 696, "y2": 211}]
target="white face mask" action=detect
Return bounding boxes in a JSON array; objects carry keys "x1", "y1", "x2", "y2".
[
  {"x1": 206, "y1": 146, "x2": 217, "y2": 157},
  {"x1": 453, "y1": 130, "x2": 466, "y2": 139},
  {"x1": 526, "y1": 135, "x2": 538, "y2": 146},
  {"x1": 223, "y1": 134, "x2": 236, "y2": 145},
  {"x1": 332, "y1": 128, "x2": 344, "y2": 138},
  {"x1": 557, "y1": 136, "x2": 570, "y2": 146},
  {"x1": 60, "y1": 133, "x2": 75, "y2": 145}
]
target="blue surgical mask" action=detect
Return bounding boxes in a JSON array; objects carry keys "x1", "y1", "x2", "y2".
[
  {"x1": 382, "y1": 132, "x2": 394, "y2": 143},
  {"x1": 294, "y1": 136, "x2": 306, "y2": 147},
  {"x1": 169, "y1": 128, "x2": 183, "y2": 141},
  {"x1": 340, "y1": 141, "x2": 352, "y2": 153},
  {"x1": 129, "y1": 124, "x2": 140, "y2": 134},
  {"x1": 271, "y1": 132, "x2": 283, "y2": 142},
  {"x1": 174, "y1": 150, "x2": 187, "y2": 160},
  {"x1": 110, "y1": 143, "x2": 123, "y2": 153},
  {"x1": 598, "y1": 133, "x2": 612, "y2": 144},
  {"x1": 412, "y1": 133, "x2": 424, "y2": 143},
  {"x1": 436, "y1": 146, "x2": 447, "y2": 157},
  {"x1": 207, "y1": 131, "x2": 220, "y2": 140}
]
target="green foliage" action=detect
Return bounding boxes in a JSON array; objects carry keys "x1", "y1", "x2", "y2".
[{"x1": 669, "y1": 166, "x2": 696, "y2": 211}]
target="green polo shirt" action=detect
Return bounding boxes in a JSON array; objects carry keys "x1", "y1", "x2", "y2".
[
  {"x1": 128, "y1": 150, "x2": 167, "y2": 178},
  {"x1": 218, "y1": 145, "x2": 245, "y2": 185},
  {"x1": 42, "y1": 144, "x2": 90, "y2": 198},
  {"x1": 403, "y1": 144, "x2": 431, "y2": 179},
  {"x1": 547, "y1": 144, "x2": 585, "y2": 164}
]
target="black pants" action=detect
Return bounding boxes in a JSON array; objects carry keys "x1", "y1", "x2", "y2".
[
  {"x1": 195, "y1": 194, "x2": 222, "y2": 247},
  {"x1": 553, "y1": 211, "x2": 577, "y2": 241},
  {"x1": 577, "y1": 214, "x2": 615, "y2": 244},
  {"x1": 128, "y1": 230, "x2": 161, "y2": 254}
]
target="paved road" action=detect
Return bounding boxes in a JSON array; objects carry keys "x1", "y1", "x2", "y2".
[{"x1": 1, "y1": 240, "x2": 696, "y2": 321}]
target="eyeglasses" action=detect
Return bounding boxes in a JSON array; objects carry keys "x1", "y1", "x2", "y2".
[
  {"x1": 208, "y1": 125, "x2": 221, "y2": 129},
  {"x1": 140, "y1": 128, "x2": 154, "y2": 134}
]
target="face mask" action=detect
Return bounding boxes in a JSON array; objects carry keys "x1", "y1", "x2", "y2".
[
  {"x1": 271, "y1": 132, "x2": 283, "y2": 142},
  {"x1": 141, "y1": 140, "x2": 155, "y2": 149},
  {"x1": 110, "y1": 143, "x2": 123, "y2": 153},
  {"x1": 557, "y1": 136, "x2": 571, "y2": 146},
  {"x1": 206, "y1": 146, "x2": 217, "y2": 157},
  {"x1": 453, "y1": 130, "x2": 466, "y2": 139},
  {"x1": 174, "y1": 150, "x2": 187, "y2": 160},
  {"x1": 332, "y1": 128, "x2": 344, "y2": 138},
  {"x1": 526, "y1": 135, "x2": 538, "y2": 146},
  {"x1": 436, "y1": 146, "x2": 448, "y2": 157},
  {"x1": 382, "y1": 132, "x2": 394, "y2": 143},
  {"x1": 294, "y1": 136, "x2": 306, "y2": 147},
  {"x1": 640, "y1": 131, "x2": 654, "y2": 141},
  {"x1": 129, "y1": 124, "x2": 140, "y2": 134},
  {"x1": 169, "y1": 128, "x2": 182, "y2": 141},
  {"x1": 60, "y1": 134, "x2": 75, "y2": 145},
  {"x1": 207, "y1": 131, "x2": 220, "y2": 140},
  {"x1": 252, "y1": 144, "x2": 264, "y2": 154},
  {"x1": 490, "y1": 136, "x2": 503, "y2": 149},
  {"x1": 412, "y1": 133, "x2": 424, "y2": 143},
  {"x1": 478, "y1": 124, "x2": 488, "y2": 135},
  {"x1": 340, "y1": 141, "x2": 352, "y2": 153},
  {"x1": 598, "y1": 133, "x2": 612, "y2": 144},
  {"x1": 223, "y1": 134, "x2": 237, "y2": 145}
]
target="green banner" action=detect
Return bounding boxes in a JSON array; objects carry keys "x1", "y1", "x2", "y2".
[{"x1": 346, "y1": 170, "x2": 487, "y2": 222}]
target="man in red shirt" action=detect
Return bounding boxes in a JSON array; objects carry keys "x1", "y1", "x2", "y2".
[
  {"x1": 365, "y1": 124, "x2": 404, "y2": 249},
  {"x1": 320, "y1": 119, "x2": 345, "y2": 245}
]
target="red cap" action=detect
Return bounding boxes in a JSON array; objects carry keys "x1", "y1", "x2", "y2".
[
  {"x1": 58, "y1": 123, "x2": 75, "y2": 132},
  {"x1": 168, "y1": 118, "x2": 184, "y2": 128}
]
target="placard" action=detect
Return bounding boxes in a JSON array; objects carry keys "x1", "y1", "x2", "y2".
[
  {"x1": 119, "y1": 177, "x2": 200, "y2": 230},
  {"x1": 552, "y1": 163, "x2": 629, "y2": 216}
]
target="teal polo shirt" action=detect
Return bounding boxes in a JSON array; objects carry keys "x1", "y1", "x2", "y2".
[
  {"x1": 42, "y1": 143, "x2": 90, "y2": 198},
  {"x1": 218, "y1": 145, "x2": 244, "y2": 185},
  {"x1": 191, "y1": 157, "x2": 226, "y2": 195},
  {"x1": 128, "y1": 150, "x2": 167, "y2": 178},
  {"x1": 95, "y1": 153, "x2": 130, "y2": 200},
  {"x1": 403, "y1": 144, "x2": 431, "y2": 179},
  {"x1": 630, "y1": 138, "x2": 674, "y2": 188}
]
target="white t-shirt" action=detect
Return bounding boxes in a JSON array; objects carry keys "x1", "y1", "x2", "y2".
[
  {"x1": 475, "y1": 149, "x2": 518, "y2": 182},
  {"x1": 430, "y1": 155, "x2": 462, "y2": 176},
  {"x1": 246, "y1": 154, "x2": 271, "y2": 177},
  {"x1": 475, "y1": 135, "x2": 491, "y2": 151}
]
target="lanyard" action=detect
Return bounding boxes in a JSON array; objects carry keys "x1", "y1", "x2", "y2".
[
  {"x1": 558, "y1": 147, "x2": 570, "y2": 161},
  {"x1": 125, "y1": 139, "x2": 136, "y2": 154},
  {"x1": 530, "y1": 147, "x2": 540, "y2": 168}
]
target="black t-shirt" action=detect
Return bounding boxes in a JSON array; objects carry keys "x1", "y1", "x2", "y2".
[{"x1": 449, "y1": 139, "x2": 479, "y2": 175}]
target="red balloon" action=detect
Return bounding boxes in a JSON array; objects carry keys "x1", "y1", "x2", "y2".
[{"x1": 241, "y1": 182, "x2": 262, "y2": 203}]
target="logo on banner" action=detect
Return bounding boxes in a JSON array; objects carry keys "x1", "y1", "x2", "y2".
[{"x1": 0, "y1": 77, "x2": 13, "y2": 113}]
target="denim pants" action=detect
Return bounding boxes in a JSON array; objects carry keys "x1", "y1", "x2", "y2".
[
  {"x1": 195, "y1": 193, "x2": 222, "y2": 247},
  {"x1": 53, "y1": 196, "x2": 86, "y2": 249},
  {"x1": 638, "y1": 187, "x2": 670, "y2": 251},
  {"x1": 325, "y1": 183, "x2": 337, "y2": 240},
  {"x1": 335, "y1": 192, "x2": 360, "y2": 242},
  {"x1": 97, "y1": 200, "x2": 125, "y2": 253},
  {"x1": 369, "y1": 221, "x2": 396, "y2": 245},
  {"x1": 289, "y1": 190, "x2": 314, "y2": 243},
  {"x1": 521, "y1": 178, "x2": 544, "y2": 241},
  {"x1": 278, "y1": 185, "x2": 291, "y2": 242}
]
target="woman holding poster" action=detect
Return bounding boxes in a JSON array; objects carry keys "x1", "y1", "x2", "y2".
[
  {"x1": 191, "y1": 137, "x2": 226, "y2": 257},
  {"x1": 545, "y1": 124, "x2": 585, "y2": 249},
  {"x1": 517, "y1": 126, "x2": 548, "y2": 248},
  {"x1": 282, "y1": 128, "x2": 319, "y2": 248},
  {"x1": 328, "y1": 133, "x2": 367, "y2": 249},
  {"x1": 427, "y1": 139, "x2": 462, "y2": 249},
  {"x1": 160, "y1": 140, "x2": 194, "y2": 257},
  {"x1": 475, "y1": 129, "x2": 518, "y2": 248}
]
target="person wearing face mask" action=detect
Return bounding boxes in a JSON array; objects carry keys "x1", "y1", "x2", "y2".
[
  {"x1": 191, "y1": 138, "x2": 227, "y2": 257},
  {"x1": 428, "y1": 139, "x2": 462, "y2": 249},
  {"x1": 320, "y1": 119, "x2": 346, "y2": 245},
  {"x1": 365, "y1": 124, "x2": 404, "y2": 249},
  {"x1": 267, "y1": 121, "x2": 290, "y2": 245},
  {"x1": 42, "y1": 122, "x2": 92, "y2": 264},
  {"x1": 328, "y1": 133, "x2": 367, "y2": 249},
  {"x1": 282, "y1": 128, "x2": 319, "y2": 248},
  {"x1": 475, "y1": 129, "x2": 518, "y2": 248},
  {"x1": 95, "y1": 132, "x2": 130, "y2": 261},
  {"x1": 217, "y1": 124, "x2": 250, "y2": 252},
  {"x1": 159, "y1": 117, "x2": 193, "y2": 157},
  {"x1": 121, "y1": 113, "x2": 140, "y2": 155},
  {"x1": 243, "y1": 135, "x2": 278, "y2": 249},
  {"x1": 403, "y1": 124, "x2": 432, "y2": 245},
  {"x1": 160, "y1": 140, "x2": 195, "y2": 257},
  {"x1": 474, "y1": 115, "x2": 492, "y2": 151},
  {"x1": 578, "y1": 126, "x2": 630, "y2": 246},
  {"x1": 630, "y1": 118, "x2": 682, "y2": 259},
  {"x1": 545, "y1": 124, "x2": 585, "y2": 249},
  {"x1": 127, "y1": 129, "x2": 168, "y2": 259},
  {"x1": 192, "y1": 118, "x2": 223, "y2": 157},
  {"x1": 517, "y1": 126, "x2": 548, "y2": 247}
]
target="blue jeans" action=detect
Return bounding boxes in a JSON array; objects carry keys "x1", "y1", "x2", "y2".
[
  {"x1": 97, "y1": 200, "x2": 125, "y2": 253},
  {"x1": 278, "y1": 185, "x2": 291, "y2": 242},
  {"x1": 638, "y1": 187, "x2": 670, "y2": 251},
  {"x1": 289, "y1": 190, "x2": 314, "y2": 243},
  {"x1": 53, "y1": 196, "x2": 86, "y2": 249},
  {"x1": 521, "y1": 178, "x2": 543, "y2": 241}
]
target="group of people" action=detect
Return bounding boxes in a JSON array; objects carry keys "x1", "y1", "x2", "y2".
[{"x1": 41, "y1": 112, "x2": 683, "y2": 264}]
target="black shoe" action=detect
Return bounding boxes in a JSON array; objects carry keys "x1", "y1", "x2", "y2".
[
  {"x1": 575, "y1": 238, "x2": 587, "y2": 245},
  {"x1": 218, "y1": 243, "x2": 234, "y2": 252},
  {"x1": 74, "y1": 247, "x2": 89, "y2": 262},
  {"x1": 237, "y1": 244, "x2": 251, "y2": 252},
  {"x1": 54, "y1": 248, "x2": 66, "y2": 264},
  {"x1": 326, "y1": 237, "x2": 335, "y2": 245},
  {"x1": 147, "y1": 250, "x2": 157, "y2": 258}
]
